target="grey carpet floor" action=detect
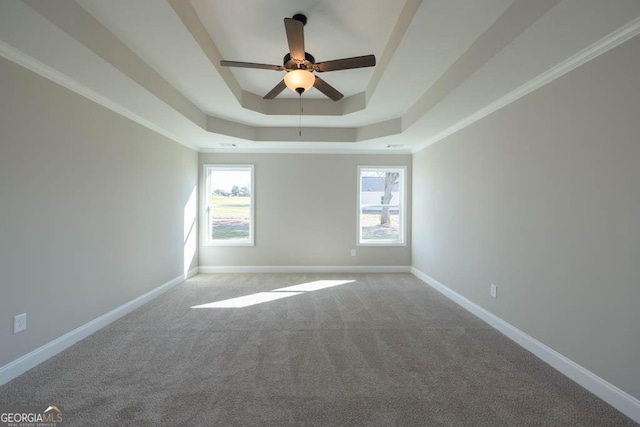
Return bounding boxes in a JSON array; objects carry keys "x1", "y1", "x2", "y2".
[{"x1": 0, "y1": 273, "x2": 635, "y2": 426}]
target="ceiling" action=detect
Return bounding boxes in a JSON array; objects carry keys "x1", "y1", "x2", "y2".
[{"x1": 1, "y1": 0, "x2": 639, "y2": 153}]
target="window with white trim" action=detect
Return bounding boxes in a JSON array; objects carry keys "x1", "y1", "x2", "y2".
[
  {"x1": 204, "y1": 164, "x2": 254, "y2": 246},
  {"x1": 358, "y1": 166, "x2": 406, "y2": 245}
]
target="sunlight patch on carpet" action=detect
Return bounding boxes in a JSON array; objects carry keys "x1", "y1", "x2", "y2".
[
  {"x1": 272, "y1": 279, "x2": 355, "y2": 292},
  {"x1": 191, "y1": 280, "x2": 355, "y2": 308}
]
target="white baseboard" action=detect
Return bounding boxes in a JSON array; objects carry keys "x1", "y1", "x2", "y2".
[
  {"x1": 185, "y1": 267, "x2": 199, "y2": 279},
  {"x1": 411, "y1": 267, "x2": 640, "y2": 424},
  {"x1": 198, "y1": 265, "x2": 411, "y2": 274},
  {"x1": 0, "y1": 273, "x2": 186, "y2": 386}
]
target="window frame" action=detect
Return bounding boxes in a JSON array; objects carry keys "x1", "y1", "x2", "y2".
[
  {"x1": 357, "y1": 165, "x2": 407, "y2": 246},
  {"x1": 203, "y1": 164, "x2": 255, "y2": 247}
]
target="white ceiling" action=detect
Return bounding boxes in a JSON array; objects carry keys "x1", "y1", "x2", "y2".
[{"x1": 1, "y1": 0, "x2": 639, "y2": 153}]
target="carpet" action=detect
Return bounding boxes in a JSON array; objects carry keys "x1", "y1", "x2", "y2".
[{"x1": 0, "y1": 273, "x2": 635, "y2": 426}]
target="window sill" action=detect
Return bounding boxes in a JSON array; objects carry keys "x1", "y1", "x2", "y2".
[
  {"x1": 357, "y1": 242, "x2": 406, "y2": 247},
  {"x1": 203, "y1": 241, "x2": 254, "y2": 247}
]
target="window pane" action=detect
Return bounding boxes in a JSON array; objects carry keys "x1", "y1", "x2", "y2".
[
  {"x1": 360, "y1": 207, "x2": 400, "y2": 241},
  {"x1": 211, "y1": 196, "x2": 250, "y2": 240},
  {"x1": 358, "y1": 166, "x2": 405, "y2": 245},
  {"x1": 206, "y1": 166, "x2": 253, "y2": 245}
]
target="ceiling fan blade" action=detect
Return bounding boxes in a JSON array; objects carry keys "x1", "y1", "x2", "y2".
[
  {"x1": 314, "y1": 55, "x2": 376, "y2": 73},
  {"x1": 284, "y1": 18, "x2": 305, "y2": 61},
  {"x1": 313, "y1": 76, "x2": 343, "y2": 101},
  {"x1": 220, "y1": 60, "x2": 283, "y2": 71},
  {"x1": 263, "y1": 79, "x2": 287, "y2": 99}
]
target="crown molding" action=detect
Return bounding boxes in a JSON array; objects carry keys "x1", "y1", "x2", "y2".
[
  {"x1": 4, "y1": 2, "x2": 638, "y2": 153},
  {"x1": 198, "y1": 147, "x2": 412, "y2": 155},
  {"x1": 411, "y1": 16, "x2": 640, "y2": 154},
  {"x1": 0, "y1": 38, "x2": 404, "y2": 148},
  {"x1": 169, "y1": 0, "x2": 384, "y2": 117},
  {"x1": 0, "y1": 41, "x2": 198, "y2": 152}
]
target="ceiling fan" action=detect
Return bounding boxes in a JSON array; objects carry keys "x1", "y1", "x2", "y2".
[{"x1": 220, "y1": 14, "x2": 376, "y2": 101}]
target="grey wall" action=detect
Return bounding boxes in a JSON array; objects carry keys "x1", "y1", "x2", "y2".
[
  {"x1": 0, "y1": 57, "x2": 198, "y2": 367},
  {"x1": 412, "y1": 36, "x2": 640, "y2": 399},
  {"x1": 199, "y1": 153, "x2": 411, "y2": 267}
]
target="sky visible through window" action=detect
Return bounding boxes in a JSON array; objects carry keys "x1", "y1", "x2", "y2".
[{"x1": 211, "y1": 170, "x2": 250, "y2": 192}]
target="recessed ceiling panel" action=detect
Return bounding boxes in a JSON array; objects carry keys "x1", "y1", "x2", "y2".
[
  {"x1": 5, "y1": 0, "x2": 639, "y2": 151},
  {"x1": 190, "y1": 0, "x2": 403, "y2": 99}
]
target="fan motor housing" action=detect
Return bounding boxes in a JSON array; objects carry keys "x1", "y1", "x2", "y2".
[
  {"x1": 292, "y1": 13, "x2": 307, "y2": 26},
  {"x1": 283, "y1": 52, "x2": 315, "y2": 71}
]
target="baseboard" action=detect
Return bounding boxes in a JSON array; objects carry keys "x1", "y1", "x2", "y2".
[
  {"x1": 0, "y1": 273, "x2": 186, "y2": 386},
  {"x1": 198, "y1": 265, "x2": 411, "y2": 274},
  {"x1": 186, "y1": 267, "x2": 199, "y2": 279},
  {"x1": 410, "y1": 267, "x2": 640, "y2": 423}
]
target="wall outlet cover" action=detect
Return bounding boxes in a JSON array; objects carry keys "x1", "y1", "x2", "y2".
[{"x1": 14, "y1": 313, "x2": 27, "y2": 334}]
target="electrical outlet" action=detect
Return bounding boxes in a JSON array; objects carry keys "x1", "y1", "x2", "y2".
[
  {"x1": 14, "y1": 313, "x2": 27, "y2": 334},
  {"x1": 350, "y1": 249, "x2": 356, "y2": 257},
  {"x1": 490, "y1": 284, "x2": 498, "y2": 299}
]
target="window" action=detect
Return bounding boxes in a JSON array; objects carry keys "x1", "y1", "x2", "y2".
[
  {"x1": 358, "y1": 166, "x2": 406, "y2": 245},
  {"x1": 204, "y1": 165, "x2": 254, "y2": 246}
]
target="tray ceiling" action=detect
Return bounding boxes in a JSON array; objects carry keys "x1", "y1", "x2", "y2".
[{"x1": 1, "y1": 0, "x2": 639, "y2": 152}]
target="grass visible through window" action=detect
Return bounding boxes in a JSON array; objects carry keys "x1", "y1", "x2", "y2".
[
  {"x1": 360, "y1": 212, "x2": 400, "y2": 240},
  {"x1": 211, "y1": 195, "x2": 250, "y2": 240}
]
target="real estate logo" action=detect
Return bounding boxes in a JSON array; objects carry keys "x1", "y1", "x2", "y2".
[{"x1": 0, "y1": 405, "x2": 63, "y2": 427}]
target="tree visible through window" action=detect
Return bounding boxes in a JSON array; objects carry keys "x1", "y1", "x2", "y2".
[
  {"x1": 358, "y1": 166, "x2": 406, "y2": 245},
  {"x1": 204, "y1": 165, "x2": 254, "y2": 245}
]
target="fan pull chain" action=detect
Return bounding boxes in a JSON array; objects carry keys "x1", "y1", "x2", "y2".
[{"x1": 299, "y1": 93, "x2": 303, "y2": 137}]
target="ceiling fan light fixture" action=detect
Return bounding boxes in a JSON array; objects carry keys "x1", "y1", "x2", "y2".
[
  {"x1": 220, "y1": 14, "x2": 375, "y2": 101},
  {"x1": 284, "y1": 69, "x2": 315, "y2": 94}
]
